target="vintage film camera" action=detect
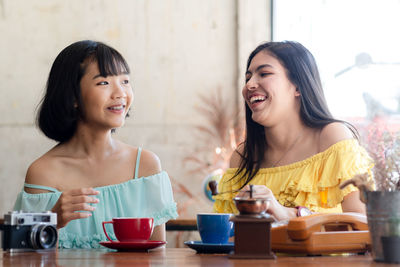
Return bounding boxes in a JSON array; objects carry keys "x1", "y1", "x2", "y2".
[{"x1": 0, "y1": 211, "x2": 58, "y2": 251}]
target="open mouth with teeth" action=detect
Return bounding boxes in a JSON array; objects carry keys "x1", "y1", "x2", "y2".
[
  {"x1": 107, "y1": 105, "x2": 125, "y2": 111},
  {"x1": 249, "y1": 95, "x2": 267, "y2": 104}
]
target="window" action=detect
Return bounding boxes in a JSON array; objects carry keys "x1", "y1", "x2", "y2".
[{"x1": 273, "y1": 0, "x2": 400, "y2": 132}]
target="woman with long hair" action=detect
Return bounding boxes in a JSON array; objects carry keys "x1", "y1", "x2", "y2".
[{"x1": 214, "y1": 41, "x2": 373, "y2": 220}]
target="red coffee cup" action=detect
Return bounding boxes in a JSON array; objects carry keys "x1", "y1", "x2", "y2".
[{"x1": 102, "y1": 217, "x2": 154, "y2": 242}]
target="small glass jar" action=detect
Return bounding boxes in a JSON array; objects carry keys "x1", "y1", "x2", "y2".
[{"x1": 319, "y1": 187, "x2": 329, "y2": 208}]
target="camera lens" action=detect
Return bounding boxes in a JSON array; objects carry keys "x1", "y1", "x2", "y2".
[{"x1": 30, "y1": 224, "x2": 58, "y2": 249}]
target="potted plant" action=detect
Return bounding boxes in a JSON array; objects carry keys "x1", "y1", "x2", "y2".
[
  {"x1": 381, "y1": 216, "x2": 400, "y2": 263},
  {"x1": 183, "y1": 88, "x2": 244, "y2": 203},
  {"x1": 344, "y1": 118, "x2": 400, "y2": 262}
]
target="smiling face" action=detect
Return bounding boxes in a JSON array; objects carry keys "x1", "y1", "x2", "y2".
[
  {"x1": 242, "y1": 50, "x2": 300, "y2": 126},
  {"x1": 78, "y1": 60, "x2": 133, "y2": 130}
]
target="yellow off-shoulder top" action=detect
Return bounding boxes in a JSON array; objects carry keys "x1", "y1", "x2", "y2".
[{"x1": 213, "y1": 139, "x2": 374, "y2": 214}]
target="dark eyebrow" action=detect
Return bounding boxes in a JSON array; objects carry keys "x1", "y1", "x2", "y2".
[
  {"x1": 92, "y1": 71, "x2": 130, "y2": 80},
  {"x1": 246, "y1": 64, "x2": 274, "y2": 75},
  {"x1": 92, "y1": 74, "x2": 105, "y2": 80}
]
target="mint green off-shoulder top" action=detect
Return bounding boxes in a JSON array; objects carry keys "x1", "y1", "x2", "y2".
[{"x1": 13, "y1": 147, "x2": 178, "y2": 249}]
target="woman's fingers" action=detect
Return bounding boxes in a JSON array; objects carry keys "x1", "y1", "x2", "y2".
[
  {"x1": 61, "y1": 188, "x2": 100, "y2": 205},
  {"x1": 53, "y1": 188, "x2": 100, "y2": 228},
  {"x1": 69, "y1": 212, "x2": 92, "y2": 220},
  {"x1": 236, "y1": 191, "x2": 248, "y2": 198},
  {"x1": 63, "y1": 203, "x2": 96, "y2": 213},
  {"x1": 236, "y1": 185, "x2": 250, "y2": 197},
  {"x1": 236, "y1": 185, "x2": 291, "y2": 220},
  {"x1": 238, "y1": 185, "x2": 271, "y2": 198},
  {"x1": 69, "y1": 188, "x2": 100, "y2": 197},
  {"x1": 70, "y1": 195, "x2": 99, "y2": 205}
]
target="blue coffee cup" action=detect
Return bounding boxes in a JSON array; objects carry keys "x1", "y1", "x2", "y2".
[{"x1": 197, "y1": 213, "x2": 234, "y2": 244}]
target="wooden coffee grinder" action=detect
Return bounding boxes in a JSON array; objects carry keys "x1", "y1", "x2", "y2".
[{"x1": 229, "y1": 185, "x2": 276, "y2": 259}]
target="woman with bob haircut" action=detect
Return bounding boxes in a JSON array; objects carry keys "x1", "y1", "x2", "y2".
[
  {"x1": 13, "y1": 40, "x2": 178, "y2": 248},
  {"x1": 214, "y1": 41, "x2": 374, "y2": 220}
]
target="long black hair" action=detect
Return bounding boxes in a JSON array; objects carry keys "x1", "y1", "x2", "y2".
[
  {"x1": 234, "y1": 41, "x2": 358, "y2": 188},
  {"x1": 37, "y1": 40, "x2": 130, "y2": 143}
]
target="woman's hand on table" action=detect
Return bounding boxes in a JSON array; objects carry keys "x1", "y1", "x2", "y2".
[
  {"x1": 237, "y1": 185, "x2": 297, "y2": 221},
  {"x1": 51, "y1": 188, "x2": 100, "y2": 228}
]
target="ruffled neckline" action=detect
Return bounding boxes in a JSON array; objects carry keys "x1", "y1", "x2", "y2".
[
  {"x1": 214, "y1": 138, "x2": 374, "y2": 212},
  {"x1": 23, "y1": 171, "x2": 168, "y2": 195},
  {"x1": 225, "y1": 139, "x2": 359, "y2": 174}
]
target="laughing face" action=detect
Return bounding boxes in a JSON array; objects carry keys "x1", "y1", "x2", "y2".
[
  {"x1": 242, "y1": 51, "x2": 300, "y2": 126},
  {"x1": 78, "y1": 61, "x2": 133, "y2": 130}
]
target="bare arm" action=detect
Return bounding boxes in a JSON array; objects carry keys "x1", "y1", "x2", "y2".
[
  {"x1": 25, "y1": 158, "x2": 55, "y2": 193},
  {"x1": 137, "y1": 149, "x2": 167, "y2": 242},
  {"x1": 318, "y1": 122, "x2": 354, "y2": 152},
  {"x1": 26, "y1": 159, "x2": 100, "y2": 229},
  {"x1": 137, "y1": 149, "x2": 162, "y2": 177},
  {"x1": 319, "y1": 123, "x2": 366, "y2": 214},
  {"x1": 341, "y1": 191, "x2": 366, "y2": 215},
  {"x1": 150, "y1": 224, "x2": 166, "y2": 242},
  {"x1": 229, "y1": 144, "x2": 244, "y2": 168}
]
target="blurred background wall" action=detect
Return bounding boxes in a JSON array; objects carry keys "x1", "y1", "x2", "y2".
[{"x1": 0, "y1": 0, "x2": 271, "y2": 228}]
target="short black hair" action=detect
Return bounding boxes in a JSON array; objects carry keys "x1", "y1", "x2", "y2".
[{"x1": 37, "y1": 40, "x2": 130, "y2": 143}]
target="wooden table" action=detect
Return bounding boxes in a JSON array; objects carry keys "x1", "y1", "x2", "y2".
[
  {"x1": 166, "y1": 219, "x2": 197, "y2": 231},
  {"x1": 0, "y1": 248, "x2": 386, "y2": 266},
  {"x1": 0, "y1": 218, "x2": 197, "y2": 231}
]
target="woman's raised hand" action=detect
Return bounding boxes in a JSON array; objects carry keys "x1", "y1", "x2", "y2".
[
  {"x1": 51, "y1": 188, "x2": 100, "y2": 229},
  {"x1": 237, "y1": 185, "x2": 297, "y2": 221}
]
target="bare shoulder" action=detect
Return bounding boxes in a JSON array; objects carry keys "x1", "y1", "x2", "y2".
[
  {"x1": 25, "y1": 154, "x2": 58, "y2": 193},
  {"x1": 229, "y1": 143, "x2": 245, "y2": 168},
  {"x1": 319, "y1": 122, "x2": 354, "y2": 152},
  {"x1": 137, "y1": 148, "x2": 162, "y2": 178}
]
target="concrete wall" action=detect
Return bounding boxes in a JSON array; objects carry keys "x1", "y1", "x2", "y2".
[{"x1": 0, "y1": 0, "x2": 270, "y2": 225}]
